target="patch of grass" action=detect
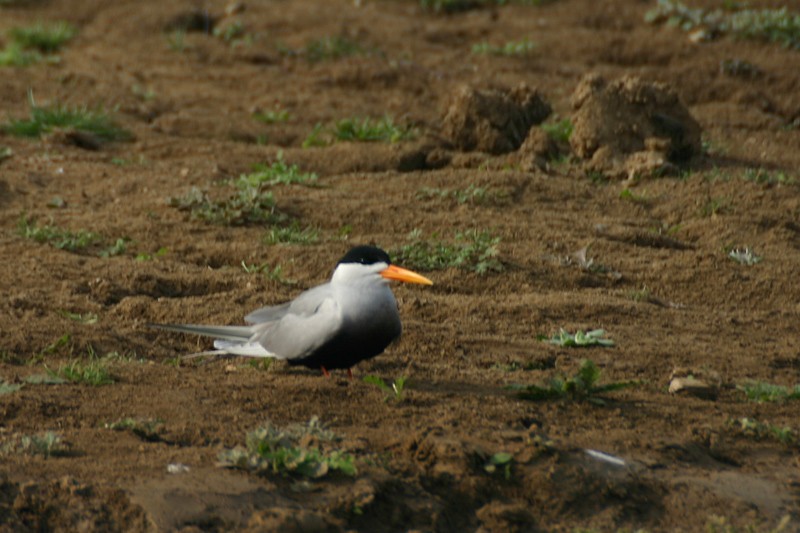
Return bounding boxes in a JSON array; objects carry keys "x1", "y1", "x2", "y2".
[
  {"x1": 105, "y1": 417, "x2": 164, "y2": 442},
  {"x1": 737, "y1": 381, "x2": 800, "y2": 403},
  {"x1": 730, "y1": 418, "x2": 799, "y2": 448},
  {"x1": 18, "y1": 431, "x2": 67, "y2": 458},
  {"x1": 50, "y1": 358, "x2": 113, "y2": 386},
  {"x1": 304, "y1": 35, "x2": 364, "y2": 62},
  {"x1": 244, "y1": 154, "x2": 318, "y2": 187},
  {"x1": 18, "y1": 217, "x2": 101, "y2": 252},
  {"x1": 472, "y1": 39, "x2": 535, "y2": 56},
  {"x1": 483, "y1": 452, "x2": 513, "y2": 480},
  {"x1": 332, "y1": 116, "x2": 416, "y2": 143},
  {"x1": 619, "y1": 188, "x2": 649, "y2": 204},
  {"x1": 24, "y1": 373, "x2": 67, "y2": 385},
  {"x1": 646, "y1": 1, "x2": 800, "y2": 50},
  {"x1": 169, "y1": 184, "x2": 280, "y2": 226},
  {"x1": 264, "y1": 222, "x2": 319, "y2": 245},
  {"x1": 135, "y1": 247, "x2": 169, "y2": 261},
  {"x1": 253, "y1": 108, "x2": 290, "y2": 124},
  {"x1": 363, "y1": 375, "x2": 407, "y2": 402},
  {"x1": 58, "y1": 310, "x2": 98, "y2": 324},
  {"x1": 727, "y1": 246, "x2": 762, "y2": 265},
  {"x1": 416, "y1": 184, "x2": 504, "y2": 205},
  {"x1": 393, "y1": 229, "x2": 503, "y2": 274},
  {"x1": 742, "y1": 168, "x2": 796, "y2": 185},
  {"x1": 544, "y1": 328, "x2": 615, "y2": 347},
  {"x1": 510, "y1": 359, "x2": 637, "y2": 405},
  {"x1": 241, "y1": 261, "x2": 296, "y2": 285},
  {"x1": 37, "y1": 334, "x2": 72, "y2": 360},
  {"x1": 540, "y1": 118, "x2": 573, "y2": 144},
  {"x1": 8, "y1": 22, "x2": 76, "y2": 53},
  {"x1": 0, "y1": 42, "x2": 44, "y2": 66},
  {"x1": 166, "y1": 30, "x2": 187, "y2": 52},
  {"x1": 0, "y1": 381, "x2": 22, "y2": 395},
  {"x1": 699, "y1": 196, "x2": 730, "y2": 217},
  {"x1": 219, "y1": 418, "x2": 356, "y2": 478},
  {"x1": 4, "y1": 97, "x2": 130, "y2": 142}
]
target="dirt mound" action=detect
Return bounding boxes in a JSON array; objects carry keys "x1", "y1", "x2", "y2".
[
  {"x1": 441, "y1": 84, "x2": 551, "y2": 155},
  {"x1": 0, "y1": 476, "x2": 149, "y2": 532},
  {"x1": 570, "y1": 74, "x2": 702, "y2": 178}
]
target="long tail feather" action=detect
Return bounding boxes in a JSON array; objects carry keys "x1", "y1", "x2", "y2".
[{"x1": 147, "y1": 323, "x2": 254, "y2": 341}]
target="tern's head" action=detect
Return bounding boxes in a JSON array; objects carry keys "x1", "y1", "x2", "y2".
[{"x1": 332, "y1": 245, "x2": 433, "y2": 287}]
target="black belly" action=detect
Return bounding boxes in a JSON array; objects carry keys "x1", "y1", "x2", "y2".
[{"x1": 288, "y1": 322, "x2": 401, "y2": 370}]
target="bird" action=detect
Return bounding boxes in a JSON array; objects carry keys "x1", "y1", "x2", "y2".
[{"x1": 149, "y1": 245, "x2": 433, "y2": 377}]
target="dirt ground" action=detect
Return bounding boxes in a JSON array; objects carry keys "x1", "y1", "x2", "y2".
[{"x1": 1, "y1": 0, "x2": 800, "y2": 531}]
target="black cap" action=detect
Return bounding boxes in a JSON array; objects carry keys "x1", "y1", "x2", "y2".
[{"x1": 338, "y1": 245, "x2": 391, "y2": 266}]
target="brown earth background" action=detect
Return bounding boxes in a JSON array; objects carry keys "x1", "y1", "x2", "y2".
[{"x1": 1, "y1": 0, "x2": 800, "y2": 531}]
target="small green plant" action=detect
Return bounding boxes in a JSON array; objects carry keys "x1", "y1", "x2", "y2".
[
  {"x1": 545, "y1": 328, "x2": 614, "y2": 347},
  {"x1": 105, "y1": 417, "x2": 165, "y2": 442},
  {"x1": 0, "y1": 43, "x2": 44, "y2": 67},
  {"x1": 483, "y1": 452, "x2": 513, "y2": 480},
  {"x1": 472, "y1": 39, "x2": 535, "y2": 56},
  {"x1": 8, "y1": 22, "x2": 76, "y2": 53},
  {"x1": 219, "y1": 418, "x2": 356, "y2": 478},
  {"x1": 737, "y1": 381, "x2": 800, "y2": 403},
  {"x1": 332, "y1": 116, "x2": 416, "y2": 143},
  {"x1": 241, "y1": 261, "x2": 295, "y2": 285},
  {"x1": 18, "y1": 431, "x2": 67, "y2": 458},
  {"x1": 264, "y1": 222, "x2": 319, "y2": 245},
  {"x1": 646, "y1": 1, "x2": 800, "y2": 50},
  {"x1": 619, "y1": 188, "x2": 649, "y2": 204},
  {"x1": 730, "y1": 418, "x2": 798, "y2": 447},
  {"x1": 253, "y1": 109, "x2": 290, "y2": 124},
  {"x1": 243, "y1": 154, "x2": 318, "y2": 187},
  {"x1": 4, "y1": 96, "x2": 130, "y2": 142},
  {"x1": 51, "y1": 359, "x2": 113, "y2": 386},
  {"x1": 363, "y1": 375, "x2": 407, "y2": 402},
  {"x1": 699, "y1": 196, "x2": 730, "y2": 217},
  {"x1": 38, "y1": 334, "x2": 72, "y2": 360},
  {"x1": 166, "y1": 30, "x2": 187, "y2": 52},
  {"x1": 510, "y1": 359, "x2": 637, "y2": 405},
  {"x1": 18, "y1": 217, "x2": 101, "y2": 252},
  {"x1": 213, "y1": 20, "x2": 247, "y2": 44},
  {"x1": 304, "y1": 35, "x2": 364, "y2": 62},
  {"x1": 393, "y1": 229, "x2": 503, "y2": 274},
  {"x1": 416, "y1": 184, "x2": 503, "y2": 205},
  {"x1": 302, "y1": 123, "x2": 327, "y2": 148},
  {"x1": 135, "y1": 247, "x2": 169, "y2": 261},
  {"x1": 99, "y1": 237, "x2": 129, "y2": 257},
  {"x1": 742, "y1": 168, "x2": 795, "y2": 185},
  {"x1": 169, "y1": 184, "x2": 280, "y2": 226},
  {"x1": 0, "y1": 381, "x2": 22, "y2": 395},
  {"x1": 727, "y1": 246, "x2": 762, "y2": 265},
  {"x1": 58, "y1": 310, "x2": 98, "y2": 324},
  {"x1": 540, "y1": 118, "x2": 574, "y2": 143}
]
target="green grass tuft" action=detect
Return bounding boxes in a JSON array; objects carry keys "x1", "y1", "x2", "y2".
[
  {"x1": 540, "y1": 119, "x2": 574, "y2": 143},
  {"x1": 510, "y1": 359, "x2": 638, "y2": 405},
  {"x1": 472, "y1": 39, "x2": 535, "y2": 56},
  {"x1": 219, "y1": 418, "x2": 356, "y2": 478},
  {"x1": 8, "y1": 21, "x2": 76, "y2": 53},
  {"x1": 646, "y1": 0, "x2": 800, "y2": 50},
  {"x1": 737, "y1": 381, "x2": 800, "y2": 403},
  {"x1": 51, "y1": 359, "x2": 113, "y2": 386},
  {"x1": 545, "y1": 328, "x2": 614, "y2": 347},
  {"x1": 393, "y1": 229, "x2": 503, "y2": 274},
  {"x1": 264, "y1": 222, "x2": 319, "y2": 245},
  {"x1": 4, "y1": 99, "x2": 130, "y2": 142},
  {"x1": 332, "y1": 116, "x2": 416, "y2": 143},
  {"x1": 18, "y1": 217, "x2": 101, "y2": 252},
  {"x1": 363, "y1": 375, "x2": 407, "y2": 402}
]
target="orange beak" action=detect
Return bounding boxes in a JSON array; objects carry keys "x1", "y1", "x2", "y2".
[{"x1": 380, "y1": 265, "x2": 433, "y2": 285}]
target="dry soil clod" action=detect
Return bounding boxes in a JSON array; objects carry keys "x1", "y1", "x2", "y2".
[{"x1": 570, "y1": 74, "x2": 702, "y2": 179}]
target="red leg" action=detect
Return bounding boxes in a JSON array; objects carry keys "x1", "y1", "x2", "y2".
[
  {"x1": 347, "y1": 368, "x2": 354, "y2": 380},
  {"x1": 321, "y1": 366, "x2": 331, "y2": 378}
]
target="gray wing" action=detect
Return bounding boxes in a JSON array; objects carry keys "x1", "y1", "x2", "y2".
[
  {"x1": 244, "y1": 283, "x2": 333, "y2": 324},
  {"x1": 250, "y1": 295, "x2": 343, "y2": 361}
]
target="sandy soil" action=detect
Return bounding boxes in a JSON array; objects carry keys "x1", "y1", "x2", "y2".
[{"x1": 1, "y1": 0, "x2": 799, "y2": 531}]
